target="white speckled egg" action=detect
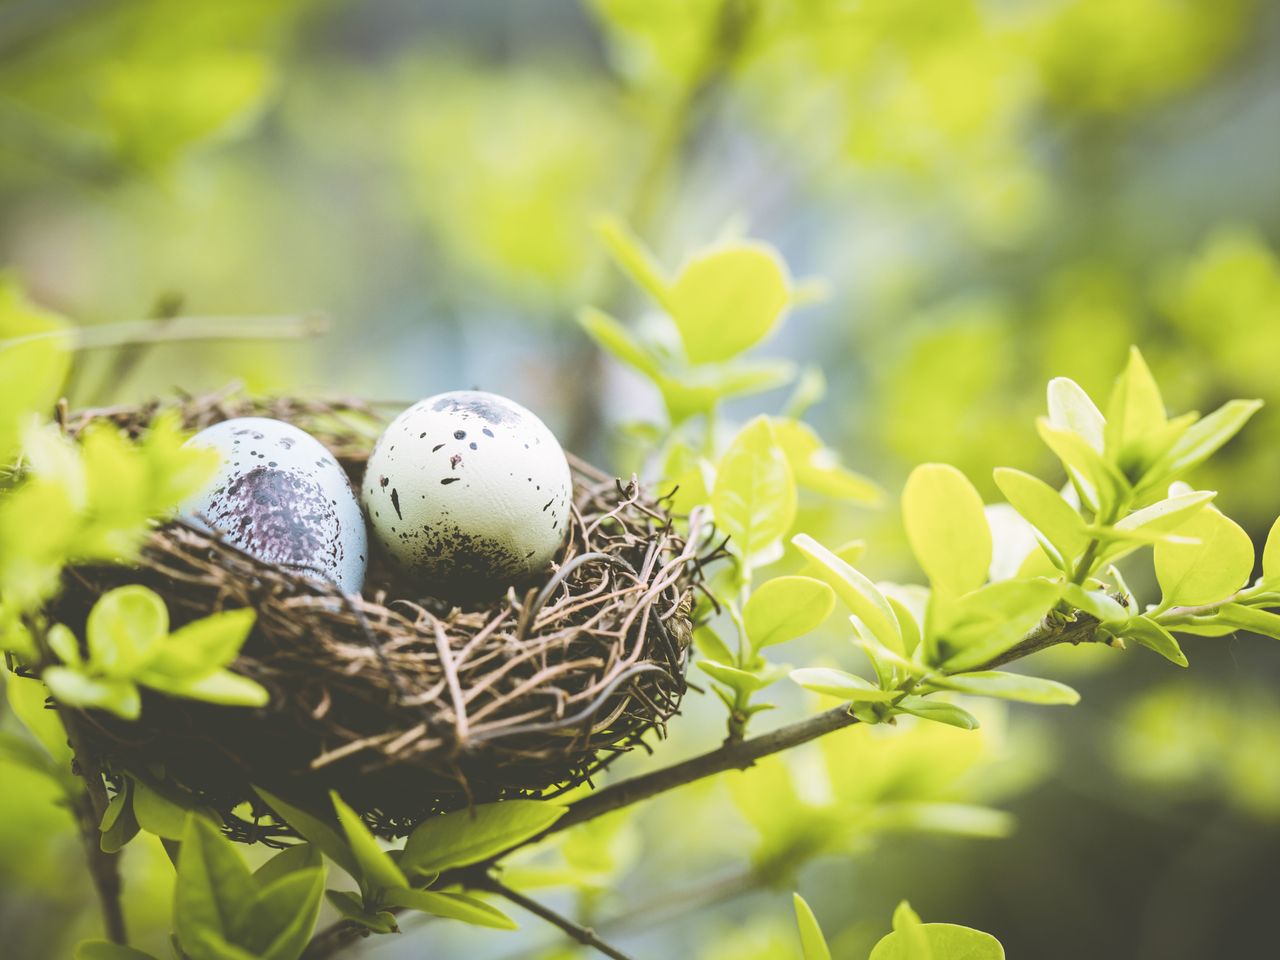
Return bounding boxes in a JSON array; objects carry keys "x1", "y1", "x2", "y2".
[
  {"x1": 363, "y1": 391, "x2": 573, "y2": 588},
  {"x1": 180, "y1": 418, "x2": 367, "y2": 594}
]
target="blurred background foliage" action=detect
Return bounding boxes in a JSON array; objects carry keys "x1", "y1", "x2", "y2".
[{"x1": 2, "y1": 0, "x2": 1280, "y2": 957}]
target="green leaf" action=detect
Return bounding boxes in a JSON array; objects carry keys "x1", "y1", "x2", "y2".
[
  {"x1": 772, "y1": 417, "x2": 883, "y2": 505},
  {"x1": 867, "y1": 802, "x2": 1014, "y2": 839},
  {"x1": 790, "y1": 667, "x2": 898, "y2": 702},
  {"x1": 576, "y1": 307, "x2": 663, "y2": 381},
  {"x1": 254, "y1": 843, "x2": 321, "y2": 887},
  {"x1": 75, "y1": 942, "x2": 160, "y2": 960},
  {"x1": 792, "y1": 534, "x2": 903, "y2": 654},
  {"x1": 928, "y1": 671, "x2": 1080, "y2": 705},
  {"x1": 133, "y1": 778, "x2": 195, "y2": 840},
  {"x1": 3, "y1": 671, "x2": 71, "y2": 765},
  {"x1": 992, "y1": 467, "x2": 1088, "y2": 564},
  {"x1": 933, "y1": 578, "x2": 1062, "y2": 672},
  {"x1": 142, "y1": 668, "x2": 268, "y2": 708},
  {"x1": 1154, "y1": 507, "x2": 1253, "y2": 606},
  {"x1": 175, "y1": 816, "x2": 256, "y2": 954},
  {"x1": 1104, "y1": 346, "x2": 1166, "y2": 469},
  {"x1": 1113, "y1": 490, "x2": 1215, "y2": 537},
  {"x1": 1263, "y1": 515, "x2": 1280, "y2": 585},
  {"x1": 793, "y1": 894, "x2": 832, "y2": 960},
  {"x1": 595, "y1": 217, "x2": 673, "y2": 312},
  {"x1": 891, "y1": 901, "x2": 932, "y2": 960},
  {"x1": 743, "y1": 575, "x2": 835, "y2": 651},
  {"x1": 893, "y1": 696, "x2": 980, "y2": 730},
  {"x1": 870, "y1": 919, "x2": 1005, "y2": 960},
  {"x1": 692, "y1": 624, "x2": 734, "y2": 664},
  {"x1": 0, "y1": 279, "x2": 71, "y2": 463},
  {"x1": 86, "y1": 586, "x2": 169, "y2": 677},
  {"x1": 233, "y1": 868, "x2": 325, "y2": 960},
  {"x1": 401, "y1": 800, "x2": 567, "y2": 876},
  {"x1": 1144, "y1": 398, "x2": 1263, "y2": 486},
  {"x1": 1047, "y1": 376, "x2": 1105, "y2": 452},
  {"x1": 1205, "y1": 603, "x2": 1280, "y2": 641},
  {"x1": 1037, "y1": 420, "x2": 1128, "y2": 515},
  {"x1": 42, "y1": 668, "x2": 141, "y2": 720},
  {"x1": 253, "y1": 789, "x2": 360, "y2": 882},
  {"x1": 323, "y1": 890, "x2": 397, "y2": 934},
  {"x1": 667, "y1": 242, "x2": 792, "y2": 363},
  {"x1": 331, "y1": 792, "x2": 406, "y2": 894},
  {"x1": 886, "y1": 593, "x2": 924, "y2": 657},
  {"x1": 382, "y1": 887, "x2": 517, "y2": 930},
  {"x1": 698, "y1": 659, "x2": 787, "y2": 694},
  {"x1": 902, "y1": 464, "x2": 991, "y2": 596},
  {"x1": 658, "y1": 359, "x2": 796, "y2": 423},
  {"x1": 1124, "y1": 616, "x2": 1188, "y2": 667},
  {"x1": 100, "y1": 784, "x2": 140, "y2": 853},
  {"x1": 712, "y1": 417, "x2": 796, "y2": 561},
  {"x1": 146, "y1": 608, "x2": 257, "y2": 680}
]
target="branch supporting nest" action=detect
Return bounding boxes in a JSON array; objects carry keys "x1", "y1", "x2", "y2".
[{"x1": 52, "y1": 393, "x2": 715, "y2": 839}]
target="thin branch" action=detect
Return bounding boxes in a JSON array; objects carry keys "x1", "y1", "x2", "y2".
[
  {"x1": 482, "y1": 878, "x2": 637, "y2": 960},
  {"x1": 61, "y1": 708, "x2": 129, "y2": 945},
  {"x1": 25, "y1": 617, "x2": 129, "y2": 946},
  {"x1": 303, "y1": 608, "x2": 1107, "y2": 959},
  {"x1": 1, "y1": 312, "x2": 328, "y2": 352}
]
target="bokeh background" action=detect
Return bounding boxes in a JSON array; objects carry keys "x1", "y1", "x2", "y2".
[{"x1": 3, "y1": 1, "x2": 1280, "y2": 958}]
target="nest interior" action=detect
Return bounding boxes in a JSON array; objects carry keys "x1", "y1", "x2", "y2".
[{"x1": 51, "y1": 391, "x2": 709, "y2": 840}]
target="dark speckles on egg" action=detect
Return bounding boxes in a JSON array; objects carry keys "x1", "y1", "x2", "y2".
[{"x1": 454, "y1": 429, "x2": 466, "y2": 440}]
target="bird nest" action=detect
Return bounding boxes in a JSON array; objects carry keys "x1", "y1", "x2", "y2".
[{"x1": 49, "y1": 390, "x2": 713, "y2": 840}]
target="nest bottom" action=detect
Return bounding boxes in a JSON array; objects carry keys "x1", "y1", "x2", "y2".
[{"x1": 53, "y1": 395, "x2": 706, "y2": 839}]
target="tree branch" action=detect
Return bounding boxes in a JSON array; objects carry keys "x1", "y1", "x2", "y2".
[
  {"x1": 62, "y1": 709, "x2": 128, "y2": 945},
  {"x1": 303, "y1": 609, "x2": 1105, "y2": 959},
  {"x1": 481, "y1": 878, "x2": 637, "y2": 960}
]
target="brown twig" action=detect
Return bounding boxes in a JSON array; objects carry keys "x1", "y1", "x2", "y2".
[
  {"x1": 61, "y1": 708, "x2": 129, "y2": 945},
  {"x1": 480, "y1": 878, "x2": 637, "y2": 960}
]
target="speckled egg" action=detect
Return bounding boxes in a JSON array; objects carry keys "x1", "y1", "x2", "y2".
[
  {"x1": 363, "y1": 390, "x2": 573, "y2": 588},
  {"x1": 180, "y1": 418, "x2": 367, "y2": 594}
]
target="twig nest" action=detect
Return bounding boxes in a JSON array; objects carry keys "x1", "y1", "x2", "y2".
[
  {"x1": 362, "y1": 391, "x2": 573, "y2": 592},
  {"x1": 54, "y1": 391, "x2": 710, "y2": 840}
]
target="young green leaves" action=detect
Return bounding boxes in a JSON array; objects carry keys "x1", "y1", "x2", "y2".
[
  {"x1": 174, "y1": 816, "x2": 325, "y2": 960},
  {"x1": 1038, "y1": 348, "x2": 1259, "y2": 523},
  {"x1": 254, "y1": 790, "x2": 568, "y2": 936},
  {"x1": 41, "y1": 586, "x2": 267, "y2": 720},
  {"x1": 712, "y1": 417, "x2": 797, "y2": 566},
  {"x1": 791, "y1": 895, "x2": 1005, "y2": 960},
  {"x1": 579, "y1": 219, "x2": 819, "y2": 425}
]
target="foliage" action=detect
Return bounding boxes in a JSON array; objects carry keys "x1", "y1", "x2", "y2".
[
  {"x1": 793, "y1": 895, "x2": 1004, "y2": 960},
  {"x1": 3, "y1": 0, "x2": 1280, "y2": 949}
]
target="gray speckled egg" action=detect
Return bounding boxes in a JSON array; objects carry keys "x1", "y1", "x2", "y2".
[
  {"x1": 363, "y1": 391, "x2": 572, "y2": 587},
  {"x1": 180, "y1": 417, "x2": 367, "y2": 594}
]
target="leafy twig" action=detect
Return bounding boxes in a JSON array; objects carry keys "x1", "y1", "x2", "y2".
[{"x1": 303, "y1": 607, "x2": 1104, "y2": 958}]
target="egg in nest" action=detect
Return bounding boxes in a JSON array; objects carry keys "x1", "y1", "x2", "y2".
[
  {"x1": 180, "y1": 417, "x2": 367, "y2": 594},
  {"x1": 363, "y1": 390, "x2": 572, "y2": 589}
]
